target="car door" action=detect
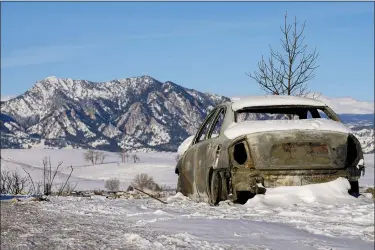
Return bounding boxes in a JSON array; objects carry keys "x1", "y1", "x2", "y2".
[
  {"x1": 194, "y1": 107, "x2": 226, "y2": 198},
  {"x1": 181, "y1": 108, "x2": 218, "y2": 197}
]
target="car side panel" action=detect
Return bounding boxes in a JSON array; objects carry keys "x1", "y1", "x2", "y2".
[
  {"x1": 180, "y1": 144, "x2": 198, "y2": 196},
  {"x1": 194, "y1": 138, "x2": 219, "y2": 198}
]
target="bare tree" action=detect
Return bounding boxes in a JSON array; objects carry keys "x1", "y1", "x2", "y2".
[
  {"x1": 63, "y1": 182, "x2": 78, "y2": 194},
  {"x1": 35, "y1": 181, "x2": 43, "y2": 194},
  {"x1": 22, "y1": 168, "x2": 36, "y2": 194},
  {"x1": 10, "y1": 171, "x2": 28, "y2": 194},
  {"x1": 57, "y1": 181, "x2": 78, "y2": 196},
  {"x1": 248, "y1": 12, "x2": 319, "y2": 97},
  {"x1": 118, "y1": 148, "x2": 127, "y2": 163},
  {"x1": 0, "y1": 170, "x2": 9, "y2": 193},
  {"x1": 132, "y1": 154, "x2": 140, "y2": 163},
  {"x1": 105, "y1": 178, "x2": 120, "y2": 192},
  {"x1": 26, "y1": 180, "x2": 43, "y2": 195},
  {"x1": 0, "y1": 169, "x2": 29, "y2": 194},
  {"x1": 57, "y1": 166, "x2": 74, "y2": 196},
  {"x1": 95, "y1": 151, "x2": 106, "y2": 164},
  {"x1": 100, "y1": 153, "x2": 106, "y2": 164},
  {"x1": 41, "y1": 157, "x2": 76, "y2": 196},
  {"x1": 125, "y1": 153, "x2": 130, "y2": 163},
  {"x1": 84, "y1": 150, "x2": 105, "y2": 165},
  {"x1": 84, "y1": 150, "x2": 95, "y2": 165},
  {"x1": 42, "y1": 157, "x2": 63, "y2": 195}
]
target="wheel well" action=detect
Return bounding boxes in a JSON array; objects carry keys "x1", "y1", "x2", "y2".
[
  {"x1": 207, "y1": 168, "x2": 214, "y2": 196},
  {"x1": 233, "y1": 142, "x2": 248, "y2": 165},
  {"x1": 346, "y1": 134, "x2": 360, "y2": 167}
]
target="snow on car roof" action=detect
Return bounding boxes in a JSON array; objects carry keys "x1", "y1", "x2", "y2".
[
  {"x1": 231, "y1": 95, "x2": 327, "y2": 111},
  {"x1": 224, "y1": 118, "x2": 351, "y2": 139}
]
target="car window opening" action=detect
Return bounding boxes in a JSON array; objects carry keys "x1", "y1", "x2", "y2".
[
  {"x1": 196, "y1": 109, "x2": 217, "y2": 143},
  {"x1": 236, "y1": 106, "x2": 336, "y2": 122},
  {"x1": 233, "y1": 142, "x2": 247, "y2": 165},
  {"x1": 210, "y1": 109, "x2": 225, "y2": 139}
]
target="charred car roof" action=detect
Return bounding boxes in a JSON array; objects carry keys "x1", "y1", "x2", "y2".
[{"x1": 230, "y1": 96, "x2": 327, "y2": 111}]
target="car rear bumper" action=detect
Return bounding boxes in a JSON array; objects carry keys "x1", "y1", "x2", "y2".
[
  {"x1": 231, "y1": 166, "x2": 364, "y2": 192},
  {"x1": 261, "y1": 168, "x2": 350, "y2": 188}
]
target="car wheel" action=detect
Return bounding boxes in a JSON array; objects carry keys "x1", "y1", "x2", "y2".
[
  {"x1": 210, "y1": 170, "x2": 222, "y2": 205},
  {"x1": 176, "y1": 175, "x2": 182, "y2": 193}
]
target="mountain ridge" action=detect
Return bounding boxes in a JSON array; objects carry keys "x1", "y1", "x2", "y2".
[
  {"x1": 1, "y1": 75, "x2": 229, "y2": 152},
  {"x1": 1, "y1": 76, "x2": 373, "y2": 153}
]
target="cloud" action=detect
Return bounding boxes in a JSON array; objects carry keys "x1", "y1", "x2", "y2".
[{"x1": 1, "y1": 43, "x2": 98, "y2": 69}]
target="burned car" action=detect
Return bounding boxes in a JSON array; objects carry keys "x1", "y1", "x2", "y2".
[{"x1": 175, "y1": 95, "x2": 365, "y2": 205}]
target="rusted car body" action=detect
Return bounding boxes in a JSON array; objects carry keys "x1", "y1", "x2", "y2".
[{"x1": 175, "y1": 96, "x2": 365, "y2": 205}]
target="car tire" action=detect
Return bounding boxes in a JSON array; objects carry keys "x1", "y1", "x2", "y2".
[
  {"x1": 210, "y1": 170, "x2": 222, "y2": 205},
  {"x1": 176, "y1": 175, "x2": 182, "y2": 194}
]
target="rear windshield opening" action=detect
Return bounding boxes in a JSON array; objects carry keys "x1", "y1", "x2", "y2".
[
  {"x1": 233, "y1": 142, "x2": 248, "y2": 165},
  {"x1": 236, "y1": 106, "x2": 337, "y2": 122}
]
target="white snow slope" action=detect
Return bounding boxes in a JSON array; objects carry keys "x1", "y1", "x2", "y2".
[{"x1": 1, "y1": 149, "x2": 374, "y2": 249}]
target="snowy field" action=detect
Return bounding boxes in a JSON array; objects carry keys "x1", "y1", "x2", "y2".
[
  {"x1": 1, "y1": 149, "x2": 374, "y2": 249},
  {"x1": 1, "y1": 149, "x2": 373, "y2": 191},
  {"x1": 1, "y1": 179, "x2": 374, "y2": 249},
  {"x1": 0, "y1": 149, "x2": 178, "y2": 191}
]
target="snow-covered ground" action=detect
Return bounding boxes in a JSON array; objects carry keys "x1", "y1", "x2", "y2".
[
  {"x1": 0, "y1": 149, "x2": 373, "y2": 191},
  {"x1": 1, "y1": 149, "x2": 374, "y2": 249},
  {"x1": 0, "y1": 149, "x2": 178, "y2": 191},
  {"x1": 361, "y1": 154, "x2": 374, "y2": 187},
  {"x1": 2, "y1": 178, "x2": 373, "y2": 249}
]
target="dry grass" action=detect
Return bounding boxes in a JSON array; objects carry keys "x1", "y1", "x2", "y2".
[{"x1": 365, "y1": 187, "x2": 375, "y2": 199}]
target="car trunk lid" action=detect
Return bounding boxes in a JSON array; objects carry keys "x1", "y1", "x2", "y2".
[{"x1": 246, "y1": 130, "x2": 349, "y2": 170}]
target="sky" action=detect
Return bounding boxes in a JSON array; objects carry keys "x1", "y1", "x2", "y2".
[{"x1": 1, "y1": 2, "x2": 374, "y2": 101}]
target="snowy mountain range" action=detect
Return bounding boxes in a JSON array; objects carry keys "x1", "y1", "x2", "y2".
[
  {"x1": 0, "y1": 76, "x2": 228, "y2": 152},
  {"x1": 1, "y1": 76, "x2": 373, "y2": 153}
]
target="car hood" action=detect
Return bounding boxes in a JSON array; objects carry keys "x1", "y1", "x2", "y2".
[{"x1": 224, "y1": 118, "x2": 351, "y2": 140}]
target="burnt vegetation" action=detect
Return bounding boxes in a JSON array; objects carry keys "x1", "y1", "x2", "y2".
[
  {"x1": 0, "y1": 169, "x2": 29, "y2": 194},
  {"x1": 1, "y1": 157, "x2": 76, "y2": 196},
  {"x1": 132, "y1": 173, "x2": 161, "y2": 191},
  {"x1": 105, "y1": 178, "x2": 120, "y2": 192}
]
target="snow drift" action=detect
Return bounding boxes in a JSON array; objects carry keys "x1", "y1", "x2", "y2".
[{"x1": 245, "y1": 177, "x2": 358, "y2": 207}]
